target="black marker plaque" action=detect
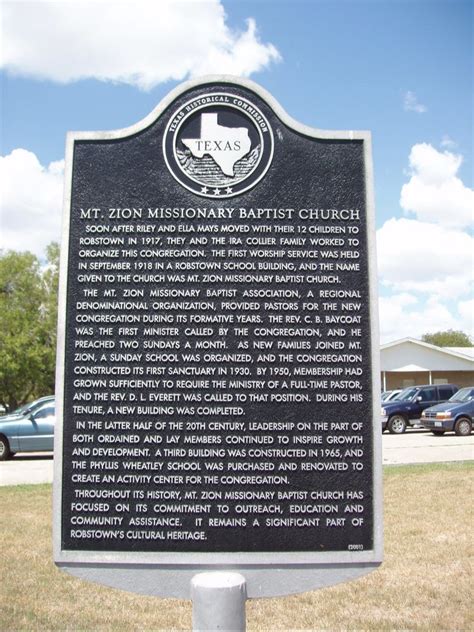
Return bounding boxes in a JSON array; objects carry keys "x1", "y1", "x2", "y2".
[{"x1": 54, "y1": 77, "x2": 382, "y2": 597}]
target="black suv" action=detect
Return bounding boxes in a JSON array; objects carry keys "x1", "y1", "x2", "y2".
[{"x1": 381, "y1": 384, "x2": 458, "y2": 434}]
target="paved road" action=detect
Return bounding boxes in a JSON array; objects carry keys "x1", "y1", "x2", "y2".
[
  {"x1": 382, "y1": 429, "x2": 474, "y2": 465},
  {"x1": 1, "y1": 430, "x2": 473, "y2": 486},
  {"x1": 0, "y1": 453, "x2": 54, "y2": 486}
]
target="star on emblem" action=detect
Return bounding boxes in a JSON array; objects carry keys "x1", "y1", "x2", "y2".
[
  {"x1": 225, "y1": 187, "x2": 233, "y2": 194},
  {"x1": 200, "y1": 186, "x2": 208, "y2": 194},
  {"x1": 213, "y1": 188, "x2": 221, "y2": 195}
]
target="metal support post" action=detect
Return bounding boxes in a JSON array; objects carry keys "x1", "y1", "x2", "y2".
[{"x1": 191, "y1": 572, "x2": 247, "y2": 631}]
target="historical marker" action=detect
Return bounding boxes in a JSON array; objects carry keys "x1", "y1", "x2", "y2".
[{"x1": 54, "y1": 76, "x2": 382, "y2": 598}]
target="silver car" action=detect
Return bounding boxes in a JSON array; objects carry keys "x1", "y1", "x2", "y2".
[{"x1": 0, "y1": 398, "x2": 55, "y2": 460}]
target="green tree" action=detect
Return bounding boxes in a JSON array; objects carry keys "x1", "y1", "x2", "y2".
[
  {"x1": 421, "y1": 330, "x2": 472, "y2": 348},
  {"x1": 0, "y1": 244, "x2": 59, "y2": 411},
  {"x1": 37, "y1": 243, "x2": 60, "y2": 396}
]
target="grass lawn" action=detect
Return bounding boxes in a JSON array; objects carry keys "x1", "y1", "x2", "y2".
[{"x1": 0, "y1": 462, "x2": 472, "y2": 631}]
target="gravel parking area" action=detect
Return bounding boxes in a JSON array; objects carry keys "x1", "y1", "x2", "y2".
[
  {"x1": 382, "y1": 428, "x2": 474, "y2": 464},
  {"x1": 0, "y1": 453, "x2": 54, "y2": 486}
]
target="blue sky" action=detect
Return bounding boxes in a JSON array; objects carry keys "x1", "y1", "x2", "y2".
[{"x1": 1, "y1": 0, "x2": 472, "y2": 342}]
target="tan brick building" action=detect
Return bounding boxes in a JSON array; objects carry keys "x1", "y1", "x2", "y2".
[{"x1": 380, "y1": 338, "x2": 474, "y2": 391}]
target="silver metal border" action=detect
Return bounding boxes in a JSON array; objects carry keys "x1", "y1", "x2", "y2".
[{"x1": 53, "y1": 75, "x2": 383, "y2": 598}]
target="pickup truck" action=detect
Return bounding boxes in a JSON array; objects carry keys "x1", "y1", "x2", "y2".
[{"x1": 381, "y1": 384, "x2": 458, "y2": 434}]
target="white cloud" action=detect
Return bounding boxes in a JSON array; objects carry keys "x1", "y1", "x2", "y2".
[
  {"x1": 377, "y1": 218, "x2": 474, "y2": 300},
  {"x1": 378, "y1": 141, "x2": 474, "y2": 343},
  {"x1": 400, "y1": 143, "x2": 474, "y2": 228},
  {"x1": 457, "y1": 299, "x2": 474, "y2": 338},
  {"x1": 440, "y1": 135, "x2": 457, "y2": 149},
  {"x1": 378, "y1": 293, "x2": 467, "y2": 343},
  {"x1": 0, "y1": 149, "x2": 64, "y2": 257},
  {"x1": 1, "y1": 0, "x2": 281, "y2": 90},
  {"x1": 403, "y1": 91, "x2": 427, "y2": 113}
]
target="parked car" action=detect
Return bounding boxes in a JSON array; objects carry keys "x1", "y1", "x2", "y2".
[
  {"x1": 0, "y1": 399, "x2": 55, "y2": 460},
  {"x1": 381, "y1": 384, "x2": 459, "y2": 434},
  {"x1": 420, "y1": 387, "x2": 474, "y2": 436},
  {"x1": 381, "y1": 389, "x2": 402, "y2": 402},
  {"x1": 3, "y1": 395, "x2": 54, "y2": 418}
]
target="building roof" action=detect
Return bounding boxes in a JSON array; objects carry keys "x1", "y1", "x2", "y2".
[
  {"x1": 381, "y1": 338, "x2": 474, "y2": 360},
  {"x1": 390, "y1": 364, "x2": 430, "y2": 372},
  {"x1": 380, "y1": 338, "x2": 474, "y2": 372},
  {"x1": 447, "y1": 347, "x2": 474, "y2": 359}
]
